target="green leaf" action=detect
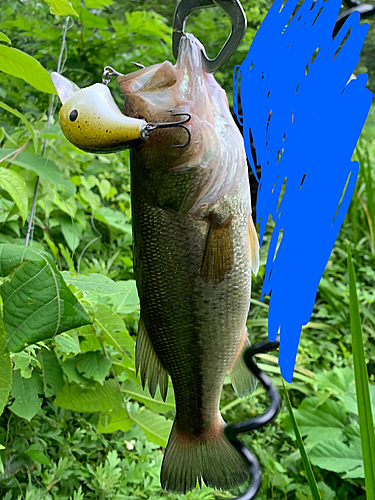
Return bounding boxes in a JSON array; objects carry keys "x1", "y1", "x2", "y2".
[
  {"x1": 109, "y1": 280, "x2": 140, "y2": 315},
  {"x1": 26, "y1": 445, "x2": 50, "y2": 465},
  {"x1": 0, "y1": 244, "x2": 92, "y2": 352},
  {"x1": 0, "y1": 315, "x2": 12, "y2": 417},
  {"x1": 55, "y1": 332, "x2": 81, "y2": 354},
  {"x1": 84, "y1": 0, "x2": 113, "y2": 8},
  {"x1": 0, "y1": 32, "x2": 11, "y2": 45},
  {"x1": 122, "y1": 379, "x2": 175, "y2": 415},
  {"x1": 94, "y1": 207, "x2": 132, "y2": 234},
  {"x1": 309, "y1": 439, "x2": 364, "y2": 477},
  {"x1": 0, "y1": 45, "x2": 56, "y2": 94},
  {"x1": 0, "y1": 169, "x2": 28, "y2": 224},
  {"x1": 0, "y1": 149, "x2": 76, "y2": 198},
  {"x1": 37, "y1": 349, "x2": 64, "y2": 397},
  {"x1": 76, "y1": 351, "x2": 111, "y2": 384},
  {"x1": 94, "y1": 304, "x2": 135, "y2": 361},
  {"x1": 283, "y1": 381, "x2": 322, "y2": 500},
  {"x1": 348, "y1": 244, "x2": 375, "y2": 499},
  {"x1": 315, "y1": 367, "x2": 354, "y2": 400},
  {"x1": 97, "y1": 407, "x2": 134, "y2": 433},
  {"x1": 61, "y1": 357, "x2": 91, "y2": 384},
  {"x1": 54, "y1": 379, "x2": 122, "y2": 412},
  {"x1": 283, "y1": 397, "x2": 346, "y2": 447},
  {"x1": 0, "y1": 103, "x2": 37, "y2": 152},
  {"x1": 62, "y1": 272, "x2": 132, "y2": 297},
  {"x1": 343, "y1": 384, "x2": 375, "y2": 417},
  {"x1": 60, "y1": 218, "x2": 82, "y2": 252},
  {"x1": 130, "y1": 408, "x2": 173, "y2": 448},
  {"x1": 42, "y1": 0, "x2": 78, "y2": 16},
  {"x1": 10, "y1": 370, "x2": 43, "y2": 420}
]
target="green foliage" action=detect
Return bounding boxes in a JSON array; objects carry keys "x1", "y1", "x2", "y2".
[{"x1": 0, "y1": 0, "x2": 374, "y2": 499}]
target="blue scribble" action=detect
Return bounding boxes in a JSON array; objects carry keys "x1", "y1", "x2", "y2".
[{"x1": 234, "y1": 0, "x2": 372, "y2": 382}]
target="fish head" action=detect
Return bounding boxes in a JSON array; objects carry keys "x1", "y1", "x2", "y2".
[
  {"x1": 51, "y1": 72, "x2": 148, "y2": 154},
  {"x1": 118, "y1": 35, "x2": 247, "y2": 209}
]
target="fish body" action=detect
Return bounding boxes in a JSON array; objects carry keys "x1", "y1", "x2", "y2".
[{"x1": 119, "y1": 34, "x2": 259, "y2": 493}]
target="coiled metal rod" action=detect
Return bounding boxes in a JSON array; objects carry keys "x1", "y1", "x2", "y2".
[{"x1": 225, "y1": 337, "x2": 281, "y2": 500}]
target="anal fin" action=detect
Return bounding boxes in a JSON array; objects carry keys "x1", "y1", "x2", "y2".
[
  {"x1": 229, "y1": 329, "x2": 257, "y2": 397},
  {"x1": 200, "y1": 214, "x2": 234, "y2": 285},
  {"x1": 135, "y1": 317, "x2": 169, "y2": 401}
]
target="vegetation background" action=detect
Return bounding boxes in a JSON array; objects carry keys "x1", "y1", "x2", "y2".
[{"x1": 0, "y1": 0, "x2": 374, "y2": 499}]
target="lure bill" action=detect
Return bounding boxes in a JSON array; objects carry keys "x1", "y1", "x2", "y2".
[{"x1": 52, "y1": 34, "x2": 259, "y2": 493}]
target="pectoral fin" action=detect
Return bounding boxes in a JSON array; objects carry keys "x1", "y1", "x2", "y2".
[
  {"x1": 135, "y1": 317, "x2": 169, "y2": 401},
  {"x1": 228, "y1": 330, "x2": 257, "y2": 397},
  {"x1": 200, "y1": 215, "x2": 234, "y2": 285}
]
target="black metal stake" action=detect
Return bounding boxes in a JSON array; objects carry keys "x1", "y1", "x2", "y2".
[{"x1": 225, "y1": 337, "x2": 281, "y2": 500}]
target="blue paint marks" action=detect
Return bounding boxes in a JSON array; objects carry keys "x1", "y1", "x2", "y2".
[{"x1": 234, "y1": 0, "x2": 372, "y2": 382}]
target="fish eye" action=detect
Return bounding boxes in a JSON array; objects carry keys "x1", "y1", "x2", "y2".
[{"x1": 69, "y1": 109, "x2": 78, "y2": 122}]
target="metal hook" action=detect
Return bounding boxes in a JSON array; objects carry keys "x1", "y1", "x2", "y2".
[
  {"x1": 173, "y1": 0, "x2": 247, "y2": 73},
  {"x1": 225, "y1": 337, "x2": 281, "y2": 500},
  {"x1": 102, "y1": 65, "x2": 124, "y2": 86},
  {"x1": 142, "y1": 113, "x2": 192, "y2": 148}
]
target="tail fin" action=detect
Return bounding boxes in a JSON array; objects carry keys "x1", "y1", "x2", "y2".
[{"x1": 161, "y1": 419, "x2": 249, "y2": 493}]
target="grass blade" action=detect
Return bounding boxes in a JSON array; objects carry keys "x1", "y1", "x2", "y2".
[
  {"x1": 282, "y1": 380, "x2": 322, "y2": 500},
  {"x1": 347, "y1": 243, "x2": 375, "y2": 500}
]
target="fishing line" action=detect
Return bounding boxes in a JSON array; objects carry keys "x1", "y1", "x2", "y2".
[
  {"x1": 25, "y1": 16, "x2": 72, "y2": 247},
  {"x1": 225, "y1": 338, "x2": 281, "y2": 500},
  {"x1": 77, "y1": 212, "x2": 103, "y2": 275}
]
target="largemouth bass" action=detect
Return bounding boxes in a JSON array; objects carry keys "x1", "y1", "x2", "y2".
[
  {"x1": 52, "y1": 33, "x2": 259, "y2": 494},
  {"x1": 118, "y1": 34, "x2": 259, "y2": 493}
]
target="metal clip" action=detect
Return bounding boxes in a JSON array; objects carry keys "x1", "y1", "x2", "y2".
[{"x1": 172, "y1": 0, "x2": 247, "y2": 73}]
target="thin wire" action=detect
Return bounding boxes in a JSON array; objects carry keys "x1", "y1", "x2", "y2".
[
  {"x1": 25, "y1": 16, "x2": 71, "y2": 246},
  {"x1": 77, "y1": 212, "x2": 103, "y2": 275}
]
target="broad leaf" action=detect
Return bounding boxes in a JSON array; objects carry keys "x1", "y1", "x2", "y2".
[
  {"x1": 0, "y1": 46, "x2": 56, "y2": 94},
  {"x1": 130, "y1": 408, "x2": 173, "y2": 448},
  {"x1": 309, "y1": 439, "x2": 364, "y2": 477},
  {"x1": 37, "y1": 349, "x2": 64, "y2": 397},
  {"x1": 315, "y1": 367, "x2": 355, "y2": 400},
  {"x1": 343, "y1": 384, "x2": 375, "y2": 417},
  {"x1": 0, "y1": 315, "x2": 12, "y2": 417},
  {"x1": 76, "y1": 351, "x2": 112, "y2": 384},
  {"x1": 0, "y1": 245, "x2": 92, "y2": 352},
  {"x1": 94, "y1": 207, "x2": 132, "y2": 234},
  {"x1": 42, "y1": 0, "x2": 78, "y2": 16},
  {"x1": 26, "y1": 445, "x2": 50, "y2": 465},
  {"x1": 94, "y1": 304, "x2": 135, "y2": 361},
  {"x1": 97, "y1": 407, "x2": 134, "y2": 434},
  {"x1": 283, "y1": 397, "x2": 347, "y2": 447},
  {"x1": 55, "y1": 332, "x2": 81, "y2": 354},
  {"x1": 10, "y1": 370, "x2": 43, "y2": 420},
  {"x1": 122, "y1": 379, "x2": 175, "y2": 415},
  {"x1": 62, "y1": 357, "x2": 93, "y2": 385},
  {"x1": 0, "y1": 150, "x2": 76, "y2": 198},
  {"x1": 109, "y1": 280, "x2": 140, "y2": 315},
  {"x1": 0, "y1": 169, "x2": 28, "y2": 223},
  {"x1": 54, "y1": 379, "x2": 122, "y2": 412}
]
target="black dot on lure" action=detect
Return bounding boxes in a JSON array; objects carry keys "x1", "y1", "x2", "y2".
[{"x1": 69, "y1": 109, "x2": 78, "y2": 122}]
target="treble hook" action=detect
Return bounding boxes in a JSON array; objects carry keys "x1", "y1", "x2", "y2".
[
  {"x1": 143, "y1": 113, "x2": 192, "y2": 148},
  {"x1": 173, "y1": 0, "x2": 247, "y2": 73},
  {"x1": 225, "y1": 337, "x2": 281, "y2": 500}
]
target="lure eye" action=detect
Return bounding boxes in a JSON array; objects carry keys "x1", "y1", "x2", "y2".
[{"x1": 69, "y1": 109, "x2": 78, "y2": 122}]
